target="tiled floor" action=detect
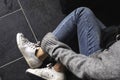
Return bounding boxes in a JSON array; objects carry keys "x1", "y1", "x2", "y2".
[
  {"x1": 0, "y1": 0, "x2": 20, "y2": 17},
  {"x1": 0, "y1": 0, "x2": 64, "y2": 80},
  {"x1": 0, "y1": 1, "x2": 120, "y2": 80},
  {"x1": 19, "y1": 0, "x2": 64, "y2": 40}
]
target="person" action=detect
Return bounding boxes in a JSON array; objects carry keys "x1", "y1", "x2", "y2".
[{"x1": 16, "y1": 7, "x2": 120, "y2": 80}]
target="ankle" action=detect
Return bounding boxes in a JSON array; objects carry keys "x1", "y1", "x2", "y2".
[
  {"x1": 53, "y1": 63, "x2": 64, "y2": 72},
  {"x1": 36, "y1": 48, "x2": 48, "y2": 61}
]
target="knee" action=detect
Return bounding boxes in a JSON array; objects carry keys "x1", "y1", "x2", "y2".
[{"x1": 75, "y1": 7, "x2": 94, "y2": 16}]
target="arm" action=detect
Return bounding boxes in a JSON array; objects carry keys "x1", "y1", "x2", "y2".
[{"x1": 41, "y1": 32, "x2": 119, "y2": 79}]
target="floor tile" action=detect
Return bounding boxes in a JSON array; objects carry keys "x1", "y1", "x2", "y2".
[
  {"x1": 0, "y1": 59, "x2": 30, "y2": 80},
  {"x1": 0, "y1": 0, "x2": 20, "y2": 17},
  {"x1": 19, "y1": 0, "x2": 65, "y2": 41},
  {"x1": 0, "y1": 10, "x2": 35, "y2": 67},
  {"x1": 0, "y1": 10, "x2": 37, "y2": 80},
  {"x1": 0, "y1": 0, "x2": 65, "y2": 80}
]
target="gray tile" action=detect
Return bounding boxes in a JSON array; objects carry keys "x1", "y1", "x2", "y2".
[
  {"x1": 19, "y1": 0, "x2": 65, "y2": 40},
  {"x1": 0, "y1": 59, "x2": 30, "y2": 80},
  {"x1": 0, "y1": 0, "x2": 20, "y2": 17},
  {"x1": 0, "y1": 0, "x2": 65, "y2": 80},
  {"x1": 0, "y1": 10, "x2": 35, "y2": 67},
  {"x1": 0, "y1": 10, "x2": 36, "y2": 80}
]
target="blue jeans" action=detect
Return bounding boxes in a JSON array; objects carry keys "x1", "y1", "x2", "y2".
[{"x1": 53, "y1": 7, "x2": 106, "y2": 56}]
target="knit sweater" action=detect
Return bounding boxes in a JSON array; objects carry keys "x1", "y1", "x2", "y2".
[{"x1": 41, "y1": 32, "x2": 120, "y2": 80}]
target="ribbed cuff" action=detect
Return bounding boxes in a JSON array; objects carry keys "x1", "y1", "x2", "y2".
[{"x1": 40, "y1": 32, "x2": 58, "y2": 53}]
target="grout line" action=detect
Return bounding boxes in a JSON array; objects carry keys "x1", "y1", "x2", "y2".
[
  {"x1": 0, "y1": 56, "x2": 24, "y2": 69},
  {"x1": 0, "y1": 0, "x2": 39, "y2": 69},
  {"x1": 17, "y1": 0, "x2": 38, "y2": 43},
  {"x1": 0, "y1": 9, "x2": 21, "y2": 19},
  {"x1": 0, "y1": 6, "x2": 22, "y2": 69}
]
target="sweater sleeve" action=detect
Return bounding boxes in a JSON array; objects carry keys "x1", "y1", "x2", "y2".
[{"x1": 41, "y1": 32, "x2": 119, "y2": 79}]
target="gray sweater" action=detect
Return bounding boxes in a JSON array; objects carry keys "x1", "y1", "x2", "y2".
[{"x1": 41, "y1": 32, "x2": 120, "y2": 80}]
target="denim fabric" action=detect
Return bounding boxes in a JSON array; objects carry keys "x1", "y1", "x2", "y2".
[{"x1": 53, "y1": 7, "x2": 106, "y2": 56}]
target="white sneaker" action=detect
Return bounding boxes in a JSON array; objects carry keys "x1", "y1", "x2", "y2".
[
  {"x1": 26, "y1": 64, "x2": 65, "y2": 80},
  {"x1": 16, "y1": 33, "x2": 42, "y2": 68}
]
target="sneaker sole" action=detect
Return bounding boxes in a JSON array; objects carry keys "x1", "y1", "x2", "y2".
[
  {"x1": 26, "y1": 69, "x2": 65, "y2": 80},
  {"x1": 26, "y1": 69, "x2": 48, "y2": 80},
  {"x1": 26, "y1": 71, "x2": 45, "y2": 80}
]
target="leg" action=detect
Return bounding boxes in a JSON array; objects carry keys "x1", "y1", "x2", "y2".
[
  {"x1": 35, "y1": 7, "x2": 107, "y2": 73},
  {"x1": 16, "y1": 7, "x2": 106, "y2": 80},
  {"x1": 76, "y1": 7, "x2": 105, "y2": 56},
  {"x1": 30, "y1": 7, "x2": 107, "y2": 79},
  {"x1": 53, "y1": 7, "x2": 106, "y2": 56},
  {"x1": 36, "y1": 47, "x2": 48, "y2": 61},
  {"x1": 36, "y1": 47, "x2": 64, "y2": 72},
  {"x1": 34, "y1": 7, "x2": 107, "y2": 76}
]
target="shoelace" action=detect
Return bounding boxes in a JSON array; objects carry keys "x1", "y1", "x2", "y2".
[
  {"x1": 21, "y1": 36, "x2": 40, "y2": 49},
  {"x1": 27, "y1": 42, "x2": 37, "y2": 49}
]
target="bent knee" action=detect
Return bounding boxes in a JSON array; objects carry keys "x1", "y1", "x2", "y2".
[{"x1": 75, "y1": 7, "x2": 94, "y2": 16}]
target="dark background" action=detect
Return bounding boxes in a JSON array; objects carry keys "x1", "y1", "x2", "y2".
[
  {"x1": 60, "y1": 0, "x2": 120, "y2": 26},
  {"x1": 0, "y1": 0, "x2": 120, "y2": 80}
]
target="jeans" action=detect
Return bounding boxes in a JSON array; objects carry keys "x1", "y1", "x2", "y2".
[{"x1": 53, "y1": 7, "x2": 106, "y2": 56}]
